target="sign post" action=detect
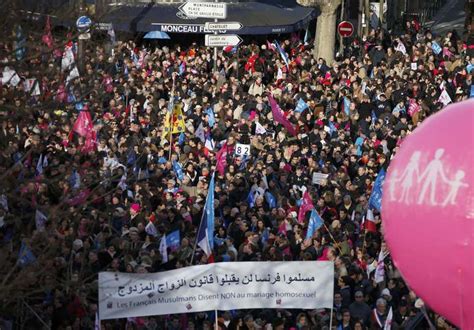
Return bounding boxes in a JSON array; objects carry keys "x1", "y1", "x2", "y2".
[
  {"x1": 337, "y1": 20, "x2": 354, "y2": 56},
  {"x1": 179, "y1": 1, "x2": 229, "y2": 73}
]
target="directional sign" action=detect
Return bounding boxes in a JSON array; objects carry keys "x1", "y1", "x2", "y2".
[
  {"x1": 205, "y1": 34, "x2": 242, "y2": 47},
  {"x1": 205, "y1": 22, "x2": 243, "y2": 31},
  {"x1": 179, "y1": 2, "x2": 227, "y2": 19},
  {"x1": 337, "y1": 21, "x2": 354, "y2": 37}
]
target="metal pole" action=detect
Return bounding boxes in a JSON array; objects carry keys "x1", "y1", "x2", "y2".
[
  {"x1": 215, "y1": 310, "x2": 219, "y2": 329},
  {"x1": 77, "y1": 0, "x2": 86, "y2": 74},
  {"x1": 339, "y1": 0, "x2": 345, "y2": 55},
  {"x1": 213, "y1": 0, "x2": 218, "y2": 73},
  {"x1": 329, "y1": 306, "x2": 334, "y2": 329}
]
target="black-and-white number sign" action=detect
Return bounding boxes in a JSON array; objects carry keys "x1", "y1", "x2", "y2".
[{"x1": 235, "y1": 143, "x2": 250, "y2": 156}]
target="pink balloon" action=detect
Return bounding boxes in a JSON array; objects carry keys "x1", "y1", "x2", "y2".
[{"x1": 382, "y1": 99, "x2": 474, "y2": 329}]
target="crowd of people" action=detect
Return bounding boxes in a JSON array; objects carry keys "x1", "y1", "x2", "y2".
[{"x1": 0, "y1": 13, "x2": 472, "y2": 330}]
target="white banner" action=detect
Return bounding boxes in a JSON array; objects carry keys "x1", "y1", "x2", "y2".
[{"x1": 99, "y1": 261, "x2": 334, "y2": 320}]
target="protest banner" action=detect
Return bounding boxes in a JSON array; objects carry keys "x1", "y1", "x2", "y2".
[{"x1": 98, "y1": 261, "x2": 334, "y2": 320}]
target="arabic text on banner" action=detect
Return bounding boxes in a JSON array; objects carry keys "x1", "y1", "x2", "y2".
[{"x1": 99, "y1": 261, "x2": 334, "y2": 320}]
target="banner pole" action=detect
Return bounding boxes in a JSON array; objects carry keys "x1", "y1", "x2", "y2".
[
  {"x1": 329, "y1": 306, "x2": 334, "y2": 329},
  {"x1": 215, "y1": 310, "x2": 218, "y2": 329}
]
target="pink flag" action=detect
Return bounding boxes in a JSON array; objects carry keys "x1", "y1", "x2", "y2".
[
  {"x1": 56, "y1": 84, "x2": 67, "y2": 103},
  {"x1": 268, "y1": 95, "x2": 297, "y2": 136},
  {"x1": 266, "y1": 40, "x2": 276, "y2": 52},
  {"x1": 407, "y1": 99, "x2": 421, "y2": 117},
  {"x1": 442, "y1": 47, "x2": 453, "y2": 58},
  {"x1": 42, "y1": 16, "x2": 54, "y2": 49},
  {"x1": 298, "y1": 191, "x2": 314, "y2": 223},
  {"x1": 82, "y1": 129, "x2": 97, "y2": 153},
  {"x1": 73, "y1": 111, "x2": 93, "y2": 137},
  {"x1": 215, "y1": 142, "x2": 228, "y2": 176}
]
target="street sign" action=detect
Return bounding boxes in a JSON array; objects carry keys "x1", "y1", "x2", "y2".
[
  {"x1": 205, "y1": 22, "x2": 243, "y2": 31},
  {"x1": 76, "y1": 16, "x2": 92, "y2": 31},
  {"x1": 337, "y1": 21, "x2": 354, "y2": 37},
  {"x1": 179, "y1": 2, "x2": 227, "y2": 19},
  {"x1": 205, "y1": 34, "x2": 242, "y2": 47}
]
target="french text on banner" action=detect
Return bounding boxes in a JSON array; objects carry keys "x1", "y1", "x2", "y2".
[{"x1": 98, "y1": 261, "x2": 334, "y2": 320}]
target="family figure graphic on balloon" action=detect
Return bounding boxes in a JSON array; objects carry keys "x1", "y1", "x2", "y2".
[{"x1": 387, "y1": 148, "x2": 469, "y2": 206}]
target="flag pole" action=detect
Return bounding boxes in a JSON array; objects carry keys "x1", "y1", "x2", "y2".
[
  {"x1": 168, "y1": 73, "x2": 177, "y2": 161},
  {"x1": 323, "y1": 223, "x2": 343, "y2": 255},
  {"x1": 329, "y1": 306, "x2": 334, "y2": 330}
]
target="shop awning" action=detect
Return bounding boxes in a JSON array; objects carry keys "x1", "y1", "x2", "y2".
[{"x1": 102, "y1": 0, "x2": 316, "y2": 35}]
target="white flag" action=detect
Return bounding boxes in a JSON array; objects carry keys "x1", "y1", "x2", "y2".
[
  {"x1": 24, "y1": 78, "x2": 41, "y2": 96},
  {"x1": 35, "y1": 209, "x2": 47, "y2": 231},
  {"x1": 395, "y1": 42, "x2": 406, "y2": 55},
  {"x1": 145, "y1": 222, "x2": 158, "y2": 237},
  {"x1": 160, "y1": 234, "x2": 168, "y2": 263},
  {"x1": 66, "y1": 66, "x2": 80, "y2": 84},
  {"x1": 205, "y1": 137, "x2": 215, "y2": 151},
  {"x1": 2, "y1": 67, "x2": 20, "y2": 87},
  {"x1": 384, "y1": 307, "x2": 393, "y2": 330},
  {"x1": 255, "y1": 121, "x2": 266, "y2": 135},
  {"x1": 277, "y1": 67, "x2": 283, "y2": 80},
  {"x1": 375, "y1": 249, "x2": 388, "y2": 283},
  {"x1": 438, "y1": 89, "x2": 452, "y2": 106},
  {"x1": 0, "y1": 194, "x2": 8, "y2": 212},
  {"x1": 117, "y1": 174, "x2": 127, "y2": 191},
  {"x1": 61, "y1": 47, "x2": 75, "y2": 71}
]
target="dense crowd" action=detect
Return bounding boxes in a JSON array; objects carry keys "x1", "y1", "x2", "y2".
[{"x1": 0, "y1": 16, "x2": 472, "y2": 330}]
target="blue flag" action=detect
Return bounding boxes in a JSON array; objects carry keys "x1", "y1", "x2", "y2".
[
  {"x1": 305, "y1": 209, "x2": 324, "y2": 240},
  {"x1": 179, "y1": 62, "x2": 185, "y2": 75},
  {"x1": 328, "y1": 121, "x2": 337, "y2": 136},
  {"x1": 247, "y1": 190, "x2": 255, "y2": 208},
  {"x1": 173, "y1": 160, "x2": 184, "y2": 181},
  {"x1": 274, "y1": 41, "x2": 290, "y2": 69},
  {"x1": 467, "y1": 63, "x2": 474, "y2": 74},
  {"x1": 178, "y1": 132, "x2": 186, "y2": 146},
  {"x1": 343, "y1": 97, "x2": 351, "y2": 116},
  {"x1": 265, "y1": 191, "x2": 277, "y2": 208},
  {"x1": 205, "y1": 107, "x2": 215, "y2": 127},
  {"x1": 18, "y1": 242, "x2": 36, "y2": 267},
  {"x1": 294, "y1": 98, "x2": 309, "y2": 113},
  {"x1": 145, "y1": 221, "x2": 158, "y2": 237},
  {"x1": 431, "y1": 41, "x2": 442, "y2": 55},
  {"x1": 166, "y1": 230, "x2": 181, "y2": 252},
  {"x1": 205, "y1": 173, "x2": 215, "y2": 250},
  {"x1": 15, "y1": 25, "x2": 26, "y2": 61},
  {"x1": 35, "y1": 154, "x2": 44, "y2": 176},
  {"x1": 368, "y1": 168, "x2": 386, "y2": 211}
]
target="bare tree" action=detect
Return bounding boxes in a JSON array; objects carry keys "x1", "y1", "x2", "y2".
[{"x1": 297, "y1": 0, "x2": 342, "y2": 65}]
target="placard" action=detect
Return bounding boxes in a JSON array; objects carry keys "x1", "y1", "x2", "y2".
[
  {"x1": 235, "y1": 143, "x2": 250, "y2": 156},
  {"x1": 312, "y1": 172, "x2": 329, "y2": 185}
]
